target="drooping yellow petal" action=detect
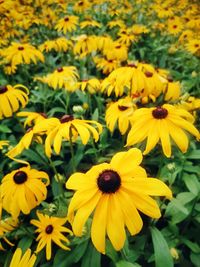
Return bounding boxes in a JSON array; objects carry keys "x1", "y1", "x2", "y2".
[{"x1": 158, "y1": 120, "x2": 171, "y2": 157}]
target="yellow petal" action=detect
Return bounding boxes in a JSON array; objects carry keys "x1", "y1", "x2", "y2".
[
  {"x1": 143, "y1": 120, "x2": 159, "y2": 155},
  {"x1": 158, "y1": 120, "x2": 171, "y2": 157}
]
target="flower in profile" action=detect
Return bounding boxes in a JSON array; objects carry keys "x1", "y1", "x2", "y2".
[
  {"x1": 0, "y1": 217, "x2": 18, "y2": 250},
  {"x1": 94, "y1": 56, "x2": 121, "y2": 75},
  {"x1": 78, "y1": 78, "x2": 101, "y2": 94},
  {"x1": 0, "y1": 84, "x2": 29, "y2": 119},
  {"x1": 80, "y1": 19, "x2": 101, "y2": 29},
  {"x1": 66, "y1": 148, "x2": 172, "y2": 253},
  {"x1": 31, "y1": 212, "x2": 72, "y2": 260},
  {"x1": 1, "y1": 166, "x2": 49, "y2": 218},
  {"x1": 17, "y1": 111, "x2": 47, "y2": 127},
  {"x1": 9, "y1": 248, "x2": 36, "y2": 267},
  {"x1": 73, "y1": 34, "x2": 98, "y2": 58},
  {"x1": 36, "y1": 66, "x2": 79, "y2": 91},
  {"x1": 103, "y1": 41, "x2": 128, "y2": 62},
  {"x1": 126, "y1": 104, "x2": 199, "y2": 157},
  {"x1": 105, "y1": 97, "x2": 137, "y2": 134},
  {"x1": 39, "y1": 37, "x2": 72, "y2": 53},
  {"x1": 34, "y1": 115, "x2": 103, "y2": 157},
  {"x1": 55, "y1": 15, "x2": 79, "y2": 34},
  {"x1": 1, "y1": 42, "x2": 44, "y2": 66}
]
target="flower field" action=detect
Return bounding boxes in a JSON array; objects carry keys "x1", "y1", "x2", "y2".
[{"x1": 0, "y1": 0, "x2": 200, "y2": 266}]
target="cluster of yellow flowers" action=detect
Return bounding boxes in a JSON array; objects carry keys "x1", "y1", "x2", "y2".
[{"x1": 0, "y1": 0, "x2": 199, "y2": 266}]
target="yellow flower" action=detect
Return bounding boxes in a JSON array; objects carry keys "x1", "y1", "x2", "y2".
[
  {"x1": 167, "y1": 19, "x2": 183, "y2": 35},
  {"x1": 185, "y1": 39, "x2": 200, "y2": 55},
  {"x1": 0, "y1": 217, "x2": 18, "y2": 250},
  {"x1": 126, "y1": 104, "x2": 199, "y2": 157},
  {"x1": 103, "y1": 41, "x2": 128, "y2": 62},
  {"x1": 31, "y1": 212, "x2": 72, "y2": 260},
  {"x1": 80, "y1": 19, "x2": 101, "y2": 29},
  {"x1": 34, "y1": 115, "x2": 103, "y2": 157},
  {"x1": 55, "y1": 15, "x2": 79, "y2": 34},
  {"x1": 164, "y1": 80, "x2": 181, "y2": 101},
  {"x1": 0, "y1": 84, "x2": 29, "y2": 119},
  {"x1": 78, "y1": 78, "x2": 101, "y2": 94},
  {"x1": 73, "y1": 34, "x2": 98, "y2": 58},
  {"x1": 39, "y1": 37, "x2": 72, "y2": 53},
  {"x1": 36, "y1": 66, "x2": 79, "y2": 91},
  {"x1": 105, "y1": 97, "x2": 136, "y2": 134},
  {"x1": 94, "y1": 56, "x2": 121, "y2": 75},
  {"x1": 73, "y1": 0, "x2": 90, "y2": 13},
  {"x1": 1, "y1": 166, "x2": 49, "y2": 218},
  {"x1": 2, "y1": 42, "x2": 44, "y2": 66},
  {"x1": 9, "y1": 248, "x2": 36, "y2": 267},
  {"x1": 17, "y1": 111, "x2": 47, "y2": 127},
  {"x1": 66, "y1": 148, "x2": 172, "y2": 253}
]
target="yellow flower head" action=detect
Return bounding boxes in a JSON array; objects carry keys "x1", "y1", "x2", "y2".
[
  {"x1": 55, "y1": 15, "x2": 79, "y2": 34},
  {"x1": 39, "y1": 37, "x2": 72, "y2": 53},
  {"x1": 34, "y1": 115, "x2": 103, "y2": 157},
  {"x1": 0, "y1": 84, "x2": 29, "y2": 119},
  {"x1": 78, "y1": 78, "x2": 101, "y2": 94},
  {"x1": 185, "y1": 39, "x2": 200, "y2": 55},
  {"x1": 94, "y1": 56, "x2": 121, "y2": 75},
  {"x1": 0, "y1": 217, "x2": 18, "y2": 250},
  {"x1": 9, "y1": 248, "x2": 36, "y2": 267},
  {"x1": 80, "y1": 19, "x2": 101, "y2": 29},
  {"x1": 1, "y1": 166, "x2": 49, "y2": 218},
  {"x1": 73, "y1": 34, "x2": 98, "y2": 58},
  {"x1": 106, "y1": 97, "x2": 137, "y2": 134},
  {"x1": 73, "y1": 0, "x2": 90, "y2": 13},
  {"x1": 126, "y1": 104, "x2": 199, "y2": 157},
  {"x1": 66, "y1": 148, "x2": 172, "y2": 253},
  {"x1": 36, "y1": 66, "x2": 79, "y2": 91},
  {"x1": 31, "y1": 212, "x2": 72, "y2": 260},
  {"x1": 17, "y1": 111, "x2": 47, "y2": 127},
  {"x1": 2, "y1": 42, "x2": 44, "y2": 66}
]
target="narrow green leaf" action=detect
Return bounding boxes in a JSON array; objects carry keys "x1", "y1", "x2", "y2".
[
  {"x1": 183, "y1": 174, "x2": 200, "y2": 196},
  {"x1": 81, "y1": 242, "x2": 101, "y2": 267},
  {"x1": 116, "y1": 260, "x2": 141, "y2": 267},
  {"x1": 150, "y1": 227, "x2": 173, "y2": 267}
]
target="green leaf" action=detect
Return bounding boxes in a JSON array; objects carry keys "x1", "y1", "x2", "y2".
[
  {"x1": 187, "y1": 150, "x2": 200, "y2": 159},
  {"x1": 17, "y1": 236, "x2": 33, "y2": 253},
  {"x1": 0, "y1": 125, "x2": 11, "y2": 133},
  {"x1": 182, "y1": 239, "x2": 200, "y2": 253},
  {"x1": 183, "y1": 174, "x2": 200, "y2": 196},
  {"x1": 190, "y1": 252, "x2": 200, "y2": 267},
  {"x1": 81, "y1": 242, "x2": 101, "y2": 267},
  {"x1": 116, "y1": 260, "x2": 141, "y2": 267},
  {"x1": 150, "y1": 227, "x2": 173, "y2": 267}
]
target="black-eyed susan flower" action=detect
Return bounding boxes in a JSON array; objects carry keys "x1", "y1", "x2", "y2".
[
  {"x1": 2, "y1": 42, "x2": 44, "y2": 66},
  {"x1": 103, "y1": 41, "x2": 128, "y2": 62},
  {"x1": 1, "y1": 166, "x2": 49, "y2": 218},
  {"x1": 17, "y1": 111, "x2": 47, "y2": 127},
  {"x1": 9, "y1": 248, "x2": 36, "y2": 267},
  {"x1": 34, "y1": 115, "x2": 103, "y2": 157},
  {"x1": 126, "y1": 104, "x2": 199, "y2": 157},
  {"x1": 80, "y1": 19, "x2": 101, "y2": 29},
  {"x1": 164, "y1": 79, "x2": 181, "y2": 101},
  {"x1": 66, "y1": 148, "x2": 172, "y2": 253},
  {"x1": 39, "y1": 37, "x2": 72, "y2": 53},
  {"x1": 185, "y1": 39, "x2": 200, "y2": 55},
  {"x1": 106, "y1": 97, "x2": 136, "y2": 134},
  {"x1": 36, "y1": 66, "x2": 79, "y2": 91},
  {"x1": 94, "y1": 56, "x2": 121, "y2": 75},
  {"x1": 73, "y1": 34, "x2": 98, "y2": 58},
  {"x1": 0, "y1": 84, "x2": 29, "y2": 119},
  {"x1": 0, "y1": 217, "x2": 18, "y2": 250},
  {"x1": 78, "y1": 78, "x2": 101, "y2": 94},
  {"x1": 6, "y1": 128, "x2": 43, "y2": 158},
  {"x1": 73, "y1": 0, "x2": 90, "y2": 13},
  {"x1": 55, "y1": 15, "x2": 79, "y2": 34},
  {"x1": 31, "y1": 212, "x2": 72, "y2": 260}
]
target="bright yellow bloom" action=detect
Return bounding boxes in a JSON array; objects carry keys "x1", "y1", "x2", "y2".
[
  {"x1": 126, "y1": 104, "x2": 199, "y2": 157},
  {"x1": 66, "y1": 148, "x2": 172, "y2": 253},
  {"x1": 106, "y1": 97, "x2": 136, "y2": 134},
  {"x1": 73, "y1": 0, "x2": 90, "y2": 13},
  {"x1": 0, "y1": 217, "x2": 18, "y2": 250},
  {"x1": 17, "y1": 111, "x2": 47, "y2": 127},
  {"x1": 9, "y1": 248, "x2": 36, "y2": 267},
  {"x1": 39, "y1": 37, "x2": 72, "y2": 53},
  {"x1": 78, "y1": 78, "x2": 101, "y2": 94},
  {"x1": 31, "y1": 212, "x2": 72, "y2": 260},
  {"x1": 103, "y1": 41, "x2": 128, "y2": 61},
  {"x1": 73, "y1": 34, "x2": 98, "y2": 58},
  {"x1": 80, "y1": 19, "x2": 101, "y2": 29},
  {"x1": 185, "y1": 39, "x2": 200, "y2": 55},
  {"x1": 36, "y1": 66, "x2": 79, "y2": 91},
  {"x1": 55, "y1": 15, "x2": 79, "y2": 34},
  {"x1": 1, "y1": 166, "x2": 49, "y2": 218},
  {"x1": 94, "y1": 56, "x2": 121, "y2": 75},
  {"x1": 34, "y1": 115, "x2": 103, "y2": 157},
  {"x1": 164, "y1": 80, "x2": 181, "y2": 101},
  {"x1": 0, "y1": 84, "x2": 29, "y2": 119},
  {"x1": 2, "y1": 42, "x2": 44, "y2": 66}
]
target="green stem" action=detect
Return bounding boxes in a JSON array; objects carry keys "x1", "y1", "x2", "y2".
[
  {"x1": 69, "y1": 127, "x2": 75, "y2": 172},
  {"x1": 48, "y1": 157, "x2": 64, "y2": 194}
]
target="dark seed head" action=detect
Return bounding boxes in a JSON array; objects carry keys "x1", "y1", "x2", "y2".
[
  {"x1": 118, "y1": 105, "x2": 129, "y2": 111},
  {"x1": 45, "y1": 225, "x2": 53, "y2": 234},
  {"x1": 18, "y1": 46, "x2": 24, "y2": 51},
  {"x1": 64, "y1": 17, "x2": 69, "y2": 22},
  {"x1": 0, "y1": 85, "x2": 8, "y2": 94},
  {"x1": 60, "y1": 114, "x2": 74, "y2": 123},
  {"x1": 13, "y1": 171, "x2": 28, "y2": 184},
  {"x1": 145, "y1": 71, "x2": 153, "y2": 78},
  {"x1": 57, "y1": 67, "x2": 63, "y2": 72},
  {"x1": 152, "y1": 106, "x2": 168, "y2": 119},
  {"x1": 97, "y1": 170, "x2": 121, "y2": 194}
]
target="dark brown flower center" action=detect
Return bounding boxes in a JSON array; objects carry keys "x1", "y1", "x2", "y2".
[
  {"x1": 97, "y1": 170, "x2": 121, "y2": 193},
  {"x1": 78, "y1": 1, "x2": 84, "y2": 5},
  {"x1": 13, "y1": 171, "x2": 28, "y2": 184},
  {"x1": 115, "y1": 45, "x2": 121, "y2": 49},
  {"x1": 57, "y1": 67, "x2": 63, "y2": 72},
  {"x1": 195, "y1": 44, "x2": 199, "y2": 48},
  {"x1": 60, "y1": 114, "x2": 74, "y2": 123},
  {"x1": 0, "y1": 85, "x2": 8, "y2": 94},
  {"x1": 45, "y1": 224, "x2": 54, "y2": 234},
  {"x1": 64, "y1": 17, "x2": 69, "y2": 22},
  {"x1": 39, "y1": 112, "x2": 48, "y2": 118},
  {"x1": 118, "y1": 105, "x2": 129, "y2": 111},
  {"x1": 145, "y1": 71, "x2": 153, "y2": 77},
  {"x1": 18, "y1": 46, "x2": 24, "y2": 51},
  {"x1": 152, "y1": 106, "x2": 168, "y2": 119},
  {"x1": 173, "y1": 25, "x2": 177, "y2": 29}
]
